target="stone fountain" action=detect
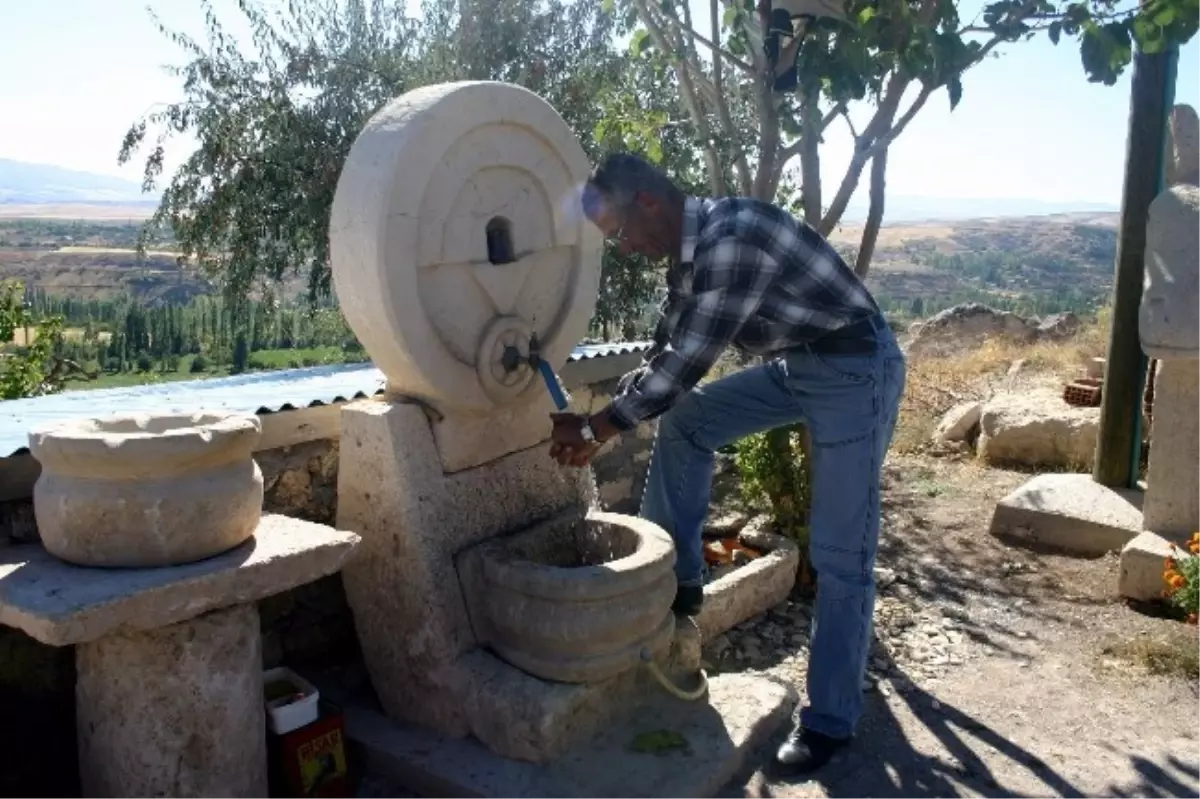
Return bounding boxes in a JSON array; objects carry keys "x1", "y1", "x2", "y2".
[{"x1": 330, "y1": 81, "x2": 794, "y2": 796}]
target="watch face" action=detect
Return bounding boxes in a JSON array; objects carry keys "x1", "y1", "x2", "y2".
[{"x1": 581, "y1": 423, "x2": 595, "y2": 443}]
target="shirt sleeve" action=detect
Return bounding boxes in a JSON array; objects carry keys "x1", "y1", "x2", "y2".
[{"x1": 605, "y1": 236, "x2": 778, "y2": 430}]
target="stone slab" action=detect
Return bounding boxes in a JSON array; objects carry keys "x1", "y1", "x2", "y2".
[
  {"x1": 696, "y1": 526, "x2": 798, "y2": 642},
  {"x1": 1119, "y1": 531, "x2": 1186, "y2": 601},
  {"x1": 990, "y1": 473, "x2": 1144, "y2": 557},
  {"x1": 346, "y1": 671, "x2": 796, "y2": 798},
  {"x1": 0, "y1": 514, "x2": 360, "y2": 646}
]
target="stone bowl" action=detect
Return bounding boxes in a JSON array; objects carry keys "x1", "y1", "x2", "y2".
[
  {"x1": 458, "y1": 510, "x2": 676, "y2": 684},
  {"x1": 29, "y1": 411, "x2": 264, "y2": 568}
]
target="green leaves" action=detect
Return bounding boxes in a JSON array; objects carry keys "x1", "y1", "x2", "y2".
[
  {"x1": 1080, "y1": 20, "x2": 1134, "y2": 86},
  {"x1": 629, "y1": 28, "x2": 653, "y2": 57}
]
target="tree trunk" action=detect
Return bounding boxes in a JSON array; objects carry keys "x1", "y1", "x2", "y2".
[
  {"x1": 799, "y1": 86, "x2": 822, "y2": 226},
  {"x1": 854, "y1": 146, "x2": 888, "y2": 278}
]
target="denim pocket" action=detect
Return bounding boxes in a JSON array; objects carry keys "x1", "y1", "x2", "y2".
[{"x1": 808, "y1": 350, "x2": 877, "y2": 385}]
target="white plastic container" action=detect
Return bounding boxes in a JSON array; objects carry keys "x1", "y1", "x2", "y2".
[{"x1": 263, "y1": 667, "x2": 320, "y2": 734}]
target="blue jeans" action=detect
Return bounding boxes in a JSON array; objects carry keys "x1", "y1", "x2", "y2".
[{"x1": 639, "y1": 319, "x2": 906, "y2": 740}]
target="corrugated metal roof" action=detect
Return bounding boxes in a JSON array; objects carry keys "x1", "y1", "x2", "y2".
[{"x1": 0, "y1": 342, "x2": 650, "y2": 458}]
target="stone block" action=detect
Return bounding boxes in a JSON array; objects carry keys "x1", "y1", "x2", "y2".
[
  {"x1": 1118, "y1": 531, "x2": 1180, "y2": 601},
  {"x1": 76, "y1": 604, "x2": 267, "y2": 798},
  {"x1": 990, "y1": 473, "x2": 1143, "y2": 556},
  {"x1": 977, "y1": 389, "x2": 1099, "y2": 470},
  {"x1": 0, "y1": 515, "x2": 361, "y2": 646},
  {"x1": 346, "y1": 671, "x2": 796, "y2": 798},
  {"x1": 432, "y1": 395, "x2": 557, "y2": 473},
  {"x1": 696, "y1": 525, "x2": 799, "y2": 641}
]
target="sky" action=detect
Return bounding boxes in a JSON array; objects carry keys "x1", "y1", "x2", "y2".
[{"x1": 0, "y1": 0, "x2": 1197, "y2": 206}]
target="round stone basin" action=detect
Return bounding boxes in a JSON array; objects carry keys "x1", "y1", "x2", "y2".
[
  {"x1": 29, "y1": 412, "x2": 264, "y2": 568},
  {"x1": 463, "y1": 511, "x2": 676, "y2": 684}
]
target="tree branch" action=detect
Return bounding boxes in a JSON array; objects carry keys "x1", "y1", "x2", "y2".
[
  {"x1": 710, "y1": 0, "x2": 752, "y2": 195},
  {"x1": 632, "y1": 0, "x2": 726, "y2": 195},
  {"x1": 854, "y1": 145, "x2": 888, "y2": 278},
  {"x1": 645, "y1": 1, "x2": 755, "y2": 74}
]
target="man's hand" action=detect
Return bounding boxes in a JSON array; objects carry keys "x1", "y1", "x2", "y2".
[{"x1": 548, "y1": 413, "x2": 603, "y2": 468}]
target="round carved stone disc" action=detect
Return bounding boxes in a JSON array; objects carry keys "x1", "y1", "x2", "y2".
[{"x1": 330, "y1": 81, "x2": 602, "y2": 413}]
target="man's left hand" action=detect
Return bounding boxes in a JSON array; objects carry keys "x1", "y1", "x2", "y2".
[{"x1": 549, "y1": 413, "x2": 603, "y2": 467}]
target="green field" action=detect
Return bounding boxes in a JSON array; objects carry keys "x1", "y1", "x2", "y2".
[{"x1": 64, "y1": 347, "x2": 359, "y2": 391}]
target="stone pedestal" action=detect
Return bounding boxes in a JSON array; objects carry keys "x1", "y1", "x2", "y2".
[
  {"x1": 77, "y1": 604, "x2": 266, "y2": 797},
  {"x1": 0, "y1": 515, "x2": 360, "y2": 797},
  {"x1": 1142, "y1": 359, "x2": 1199, "y2": 536}
]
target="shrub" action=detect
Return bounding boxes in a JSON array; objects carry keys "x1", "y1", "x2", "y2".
[
  {"x1": 734, "y1": 423, "x2": 814, "y2": 590},
  {"x1": 136, "y1": 353, "x2": 154, "y2": 373},
  {"x1": 1163, "y1": 533, "x2": 1199, "y2": 625},
  {"x1": 190, "y1": 354, "x2": 210, "y2": 373}
]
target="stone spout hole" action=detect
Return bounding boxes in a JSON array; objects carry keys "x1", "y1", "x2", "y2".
[{"x1": 485, "y1": 217, "x2": 515, "y2": 264}]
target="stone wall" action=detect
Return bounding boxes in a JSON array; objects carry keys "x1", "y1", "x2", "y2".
[{"x1": 0, "y1": 374, "x2": 656, "y2": 793}]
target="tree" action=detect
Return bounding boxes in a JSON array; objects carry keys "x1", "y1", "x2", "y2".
[
  {"x1": 0, "y1": 281, "x2": 69, "y2": 400},
  {"x1": 605, "y1": 0, "x2": 1197, "y2": 276},
  {"x1": 231, "y1": 332, "x2": 250, "y2": 374},
  {"x1": 119, "y1": 0, "x2": 624, "y2": 312}
]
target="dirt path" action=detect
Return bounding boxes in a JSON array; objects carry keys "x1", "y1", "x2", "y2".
[{"x1": 715, "y1": 454, "x2": 1200, "y2": 798}]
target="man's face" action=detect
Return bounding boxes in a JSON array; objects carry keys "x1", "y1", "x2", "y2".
[{"x1": 586, "y1": 193, "x2": 673, "y2": 262}]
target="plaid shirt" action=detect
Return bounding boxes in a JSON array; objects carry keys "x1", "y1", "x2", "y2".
[{"x1": 607, "y1": 196, "x2": 879, "y2": 431}]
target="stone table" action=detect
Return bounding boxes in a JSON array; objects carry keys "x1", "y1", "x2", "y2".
[{"x1": 0, "y1": 514, "x2": 360, "y2": 798}]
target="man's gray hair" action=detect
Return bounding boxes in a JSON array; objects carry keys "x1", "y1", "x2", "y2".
[{"x1": 582, "y1": 152, "x2": 683, "y2": 217}]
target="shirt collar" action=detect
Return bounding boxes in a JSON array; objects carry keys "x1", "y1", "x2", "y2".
[{"x1": 679, "y1": 196, "x2": 701, "y2": 264}]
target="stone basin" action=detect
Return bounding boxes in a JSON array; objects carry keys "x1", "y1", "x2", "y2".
[
  {"x1": 29, "y1": 411, "x2": 264, "y2": 568},
  {"x1": 458, "y1": 510, "x2": 676, "y2": 684}
]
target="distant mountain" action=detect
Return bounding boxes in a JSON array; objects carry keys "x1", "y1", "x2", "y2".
[
  {"x1": 839, "y1": 193, "x2": 1118, "y2": 222},
  {"x1": 0, "y1": 159, "x2": 157, "y2": 205}
]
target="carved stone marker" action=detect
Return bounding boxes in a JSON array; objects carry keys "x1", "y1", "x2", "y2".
[{"x1": 1140, "y1": 184, "x2": 1199, "y2": 539}]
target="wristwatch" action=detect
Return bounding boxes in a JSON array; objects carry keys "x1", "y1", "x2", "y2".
[{"x1": 580, "y1": 420, "x2": 596, "y2": 444}]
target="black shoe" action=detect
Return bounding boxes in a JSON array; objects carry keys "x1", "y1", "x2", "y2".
[
  {"x1": 774, "y1": 727, "x2": 850, "y2": 774},
  {"x1": 672, "y1": 584, "x2": 704, "y2": 616}
]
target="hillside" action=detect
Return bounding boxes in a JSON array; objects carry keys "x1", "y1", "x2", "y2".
[
  {"x1": 0, "y1": 210, "x2": 1120, "y2": 313},
  {"x1": 0, "y1": 217, "x2": 308, "y2": 304},
  {"x1": 832, "y1": 211, "x2": 1120, "y2": 318}
]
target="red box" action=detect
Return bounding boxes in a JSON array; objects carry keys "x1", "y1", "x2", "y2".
[{"x1": 267, "y1": 700, "x2": 351, "y2": 798}]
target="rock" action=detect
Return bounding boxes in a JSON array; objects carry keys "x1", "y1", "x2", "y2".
[
  {"x1": 1119, "y1": 531, "x2": 1182, "y2": 601},
  {"x1": 933, "y1": 401, "x2": 983, "y2": 444},
  {"x1": 990, "y1": 473, "x2": 1143, "y2": 557},
  {"x1": 977, "y1": 389, "x2": 1099, "y2": 470},
  {"x1": 1168, "y1": 104, "x2": 1199, "y2": 187},
  {"x1": 1035, "y1": 312, "x2": 1081, "y2": 340},
  {"x1": 709, "y1": 634, "x2": 733, "y2": 658},
  {"x1": 874, "y1": 566, "x2": 899, "y2": 590},
  {"x1": 907, "y1": 303, "x2": 1037, "y2": 358}
]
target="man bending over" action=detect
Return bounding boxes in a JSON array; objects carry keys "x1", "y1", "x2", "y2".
[{"x1": 548, "y1": 152, "x2": 906, "y2": 774}]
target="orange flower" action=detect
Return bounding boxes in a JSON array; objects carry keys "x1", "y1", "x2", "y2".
[
  {"x1": 1190, "y1": 541, "x2": 1199, "y2": 555},
  {"x1": 1166, "y1": 556, "x2": 1177, "y2": 569},
  {"x1": 1169, "y1": 573, "x2": 1187, "y2": 590},
  {"x1": 1164, "y1": 569, "x2": 1180, "y2": 583}
]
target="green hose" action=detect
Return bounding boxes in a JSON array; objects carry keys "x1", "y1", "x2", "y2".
[{"x1": 641, "y1": 648, "x2": 709, "y2": 701}]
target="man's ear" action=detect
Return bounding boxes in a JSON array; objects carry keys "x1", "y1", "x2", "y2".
[{"x1": 634, "y1": 190, "x2": 659, "y2": 213}]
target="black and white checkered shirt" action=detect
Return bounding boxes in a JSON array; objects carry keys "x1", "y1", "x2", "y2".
[{"x1": 607, "y1": 196, "x2": 879, "y2": 431}]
